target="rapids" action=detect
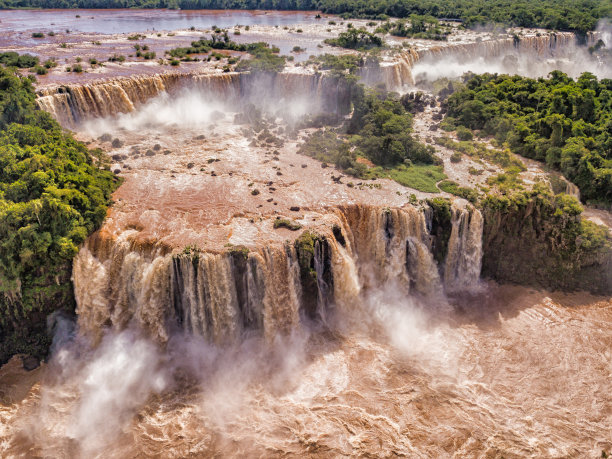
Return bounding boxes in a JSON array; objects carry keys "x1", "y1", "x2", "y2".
[{"x1": 1, "y1": 286, "x2": 610, "y2": 457}]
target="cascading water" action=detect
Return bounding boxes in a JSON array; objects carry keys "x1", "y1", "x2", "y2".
[
  {"x1": 35, "y1": 31, "x2": 587, "y2": 125},
  {"x1": 36, "y1": 71, "x2": 353, "y2": 128},
  {"x1": 372, "y1": 31, "x2": 598, "y2": 90},
  {"x1": 72, "y1": 204, "x2": 484, "y2": 344},
  {"x1": 444, "y1": 204, "x2": 484, "y2": 293}
]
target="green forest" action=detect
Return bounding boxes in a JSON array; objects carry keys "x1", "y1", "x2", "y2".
[
  {"x1": 444, "y1": 72, "x2": 612, "y2": 206},
  {"x1": 1, "y1": 0, "x2": 610, "y2": 34},
  {"x1": 299, "y1": 85, "x2": 444, "y2": 191},
  {"x1": 0, "y1": 67, "x2": 119, "y2": 364}
]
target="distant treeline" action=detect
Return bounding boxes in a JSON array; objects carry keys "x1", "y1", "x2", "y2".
[{"x1": 1, "y1": 0, "x2": 611, "y2": 34}]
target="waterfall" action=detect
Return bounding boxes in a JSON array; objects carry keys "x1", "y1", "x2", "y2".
[
  {"x1": 36, "y1": 71, "x2": 353, "y2": 128},
  {"x1": 564, "y1": 180, "x2": 581, "y2": 200},
  {"x1": 72, "y1": 230, "x2": 173, "y2": 345},
  {"x1": 37, "y1": 74, "x2": 180, "y2": 127},
  {"x1": 34, "y1": 32, "x2": 581, "y2": 122},
  {"x1": 370, "y1": 31, "x2": 578, "y2": 91},
  {"x1": 171, "y1": 251, "x2": 242, "y2": 344},
  {"x1": 337, "y1": 205, "x2": 441, "y2": 296},
  {"x1": 444, "y1": 204, "x2": 484, "y2": 293},
  {"x1": 73, "y1": 204, "x2": 483, "y2": 344}
]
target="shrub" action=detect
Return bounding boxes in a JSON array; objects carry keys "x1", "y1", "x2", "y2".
[
  {"x1": 31, "y1": 32, "x2": 44, "y2": 38},
  {"x1": 450, "y1": 152, "x2": 462, "y2": 163},
  {"x1": 274, "y1": 218, "x2": 302, "y2": 231},
  {"x1": 438, "y1": 180, "x2": 479, "y2": 202},
  {"x1": 324, "y1": 28, "x2": 384, "y2": 50},
  {"x1": 108, "y1": 54, "x2": 126, "y2": 62},
  {"x1": 0, "y1": 52, "x2": 39, "y2": 69},
  {"x1": 456, "y1": 126, "x2": 473, "y2": 141}
]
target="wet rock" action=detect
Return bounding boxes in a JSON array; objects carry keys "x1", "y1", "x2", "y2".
[
  {"x1": 290, "y1": 206, "x2": 300, "y2": 212},
  {"x1": 21, "y1": 355, "x2": 40, "y2": 371}
]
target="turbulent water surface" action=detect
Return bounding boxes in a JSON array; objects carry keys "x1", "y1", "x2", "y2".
[{"x1": 1, "y1": 285, "x2": 610, "y2": 457}]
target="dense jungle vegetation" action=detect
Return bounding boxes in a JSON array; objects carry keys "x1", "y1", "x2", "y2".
[
  {"x1": 0, "y1": 67, "x2": 119, "y2": 364},
  {"x1": 444, "y1": 71, "x2": 612, "y2": 206},
  {"x1": 299, "y1": 86, "x2": 444, "y2": 191},
  {"x1": 1, "y1": 0, "x2": 610, "y2": 34}
]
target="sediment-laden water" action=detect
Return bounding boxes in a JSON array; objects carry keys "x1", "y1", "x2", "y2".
[{"x1": 1, "y1": 15, "x2": 611, "y2": 459}]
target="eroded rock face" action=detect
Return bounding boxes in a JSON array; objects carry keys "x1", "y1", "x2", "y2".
[{"x1": 481, "y1": 198, "x2": 612, "y2": 295}]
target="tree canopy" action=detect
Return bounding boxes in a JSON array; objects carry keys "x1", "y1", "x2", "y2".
[
  {"x1": 444, "y1": 71, "x2": 612, "y2": 206},
  {"x1": 0, "y1": 67, "x2": 120, "y2": 364}
]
